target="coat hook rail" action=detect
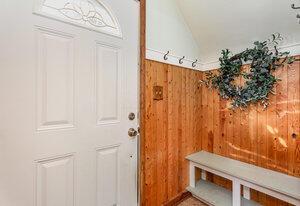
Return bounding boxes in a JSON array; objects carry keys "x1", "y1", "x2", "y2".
[
  {"x1": 292, "y1": 4, "x2": 300, "y2": 9},
  {"x1": 161, "y1": 50, "x2": 199, "y2": 68}
]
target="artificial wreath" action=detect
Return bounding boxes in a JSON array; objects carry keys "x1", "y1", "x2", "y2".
[{"x1": 201, "y1": 33, "x2": 295, "y2": 109}]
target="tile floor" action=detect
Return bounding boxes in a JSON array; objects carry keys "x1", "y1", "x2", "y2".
[{"x1": 177, "y1": 197, "x2": 207, "y2": 206}]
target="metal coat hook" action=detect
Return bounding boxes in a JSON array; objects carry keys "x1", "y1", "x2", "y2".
[
  {"x1": 192, "y1": 59, "x2": 198, "y2": 68},
  {"x1": 291, "y1": 4, "x2": 300, "y2": 23},
  {"x1": 179, "y1": 56, "x2": 185, "y2": 64},
  {"x1": 292, "y1": 4, "x2": 300, "y2": 9},
  {"x1": 164, "y1": 51, "x2": 170, "y2": 60}
]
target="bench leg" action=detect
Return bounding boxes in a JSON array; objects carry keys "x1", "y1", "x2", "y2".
[
  {"x1": 189, "y1": 162, "x2": 195, "y2": 188},
  {"x1": 201, "y1": 169, "x2": 206, "y2": 180},
  {"x1": 233, "y1": 180, "x2": 241, "y2": 206},
  {"x1": 243, "y1": 186, "x2": 250, "y2": 200}
]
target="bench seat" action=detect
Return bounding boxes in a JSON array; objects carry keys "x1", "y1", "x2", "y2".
[{"x1": 186, "y1": 151, "x2": 300, "y2": 206}]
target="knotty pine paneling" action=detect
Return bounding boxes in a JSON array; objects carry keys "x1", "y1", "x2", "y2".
[
  {"x1": 143, "y1": 60, "x2": 202, "y2": 205},
  {"x1": 142, "y1": 57, "x2": 300, "y2": 206},
  {"x1": 201, "y1": 58, "x2": 300, "y2": 206}
]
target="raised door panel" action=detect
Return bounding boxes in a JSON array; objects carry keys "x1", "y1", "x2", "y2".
[
  {"x1": 36, "y1": 28, "x2": 75, "y2": 131},
  {"x1": 36, "y1": 154, "x2": 75, "y2": 206},
  {"x1": 95, "y1": 43, "x2": 121, "y2": 125},
  {"x1": 96, "y1": 145, "x2": 119, "y2": 206}
]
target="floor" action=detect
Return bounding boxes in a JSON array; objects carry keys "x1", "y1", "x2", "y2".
[{"x1": 178, "y1": 197, "x2": 207, "y2": 206}]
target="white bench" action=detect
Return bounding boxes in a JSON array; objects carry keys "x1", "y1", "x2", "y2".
[{"x1": 186, "y1": 151, "x2": 300, "y2": 206}]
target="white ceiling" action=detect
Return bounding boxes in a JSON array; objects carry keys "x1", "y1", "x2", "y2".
[{"x1": 176, "y1": 0, "x2": 300, "y2": 63}]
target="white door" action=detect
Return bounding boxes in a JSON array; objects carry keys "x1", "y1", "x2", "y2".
[{"x1": 0, "y1": 0, "x2": 139, "y2": 206}]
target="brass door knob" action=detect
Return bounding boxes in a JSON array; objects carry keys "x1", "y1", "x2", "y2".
[{"x1": 128, "y1": 128, "x2": 138, "y2": 137}]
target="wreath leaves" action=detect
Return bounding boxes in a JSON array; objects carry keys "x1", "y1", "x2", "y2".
[{"x1": 201, "y1": 33, "x2": 295, "y2": 110}]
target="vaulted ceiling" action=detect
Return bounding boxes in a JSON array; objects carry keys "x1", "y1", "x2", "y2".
[{"x1": 176, "y1": 0, "x2": 300, "y2": 63}]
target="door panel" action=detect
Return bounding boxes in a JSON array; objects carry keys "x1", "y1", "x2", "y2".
[
  {"x1": 0, "y1": 0, "x2": 139, "y2": 206},
  {"x1": 95, "y1": 43, "x2": 121, "y2": 125},
  {"x1": 36, "y1": 27, "x2": 75, "y2": 131},
  {"x1": 96, "y1": 145, "x2": 119, "y2": 206},
  {"x1": 36, "y1": 154, "x2": 75, "y2": 206}
]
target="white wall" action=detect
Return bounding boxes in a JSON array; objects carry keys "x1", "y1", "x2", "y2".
[
  {"x1": 177, "y1": 0, "x2": 300, "y2": 65},
  {"x1": 146, "y1": 0, "x2": 201, "y2": 69}
]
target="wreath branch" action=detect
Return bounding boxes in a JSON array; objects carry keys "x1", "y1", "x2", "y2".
[{"x1": 201, "y1": 33, "x2": 295, "y2": 110}]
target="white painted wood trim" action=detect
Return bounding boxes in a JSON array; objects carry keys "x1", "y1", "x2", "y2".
[
  {"x1": 146, "y1": 48, "x2": 202, "y2": 70},
  {"x1": 189, "y1": 160, "x2": 300, "y2": 206},
  {"x1": 201, "y1": 169, "x2": 207, "y2": 180},
  {"x1": 233, "y1": 180, "x2": 241, "y2": 206},
  {"x1": 243, "y1": 186, "x2": 251, "y2": 200},
  {"x1": 190, "y1": 162, "x2": 235, "y2": 182},
  {"x1": 146, "y1": 43, "x2": 300, "y2": 71},
  {"x1": 186, "y1": 151, "x2": 300, "y2": 200},
  {"x1": 280, "y1": 42, "x2": 300, "y2": 56},
  {"x1": 201, "y1": 60, "x2": 220, "y2": 71},
  {"x1": 239, "y1": 177, "x2": 300, "y2": 206},
  {"x1": 189, "y1": 162, "x2": 196, "y2": 188}
]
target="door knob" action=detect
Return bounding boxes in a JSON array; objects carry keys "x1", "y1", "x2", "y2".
[{"x1": 128, "y1": 128, "x2": 138, "y2": 138}]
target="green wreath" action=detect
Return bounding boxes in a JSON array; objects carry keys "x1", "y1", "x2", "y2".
[{"x1": 202, "y1": 34, "x2": 295, "y2": 109}]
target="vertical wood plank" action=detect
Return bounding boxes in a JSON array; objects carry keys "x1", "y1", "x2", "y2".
[
  {"x1": 257, "y1": 107, "x2": 267, "y2": 205},
  {"x1": 276, "y1": 65, "x2": 289, "y2": 174},
  {"x1": 167, "y1": 65, "x2": 175, "y2": 199},
  {"x1": 240, "y1": 66, "x2": 251, "y2": 164},
  {"x1": 288, "y1": 57, "x2": 300, "y2": 177},
  {"x1": 144, "y1": 60, "x2": 156, "y2": 205},
  {"x1": 201, "y1": 72, "x2": 209, "y2": 152},
  {"x1": 179, "y1": 69, "x2": 187, "y2": 192},
  {"x1": 275, "y1": 64, "x2": 289, "y2": 206},
  {"x1": 154, "y1": 62, "x2": 168, "y2": 205},
  {"x1": 233, "y1": 72, "x2": 242, "y2": 162}
]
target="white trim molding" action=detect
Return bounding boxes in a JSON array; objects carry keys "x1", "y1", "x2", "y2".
[
  {"x1": 147, "y1": 43, "x2": 300, "y2": 71},
  {"x1": 280, "y1": 42, "x2": 300, "y2": 56},
  {"x1": 146, "y1": 48, "x2": 202, "y2": 71},
  {"x1": 201, "y1": 60, "x2": 220, "y2": 71}
]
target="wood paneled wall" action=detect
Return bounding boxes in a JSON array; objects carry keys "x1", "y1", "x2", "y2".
[
  {"x1": 142, "y1": 60, "x2": 202, "y2": 205},
  {"x1": 201, "y1": 59, "x2": 300, "y2": 206},
  {"x1": 141, "y1": 58, "x2": 300, "y2": 206}
]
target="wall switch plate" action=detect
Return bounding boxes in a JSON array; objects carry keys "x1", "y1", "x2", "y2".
[{"x1": 153, "y1": 86, "x2": 163, "y2": 100}]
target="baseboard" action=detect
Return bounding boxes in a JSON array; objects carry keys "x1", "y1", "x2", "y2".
[{"x1": 163, "y1": 191, "x2": 192, "y2": 206}]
